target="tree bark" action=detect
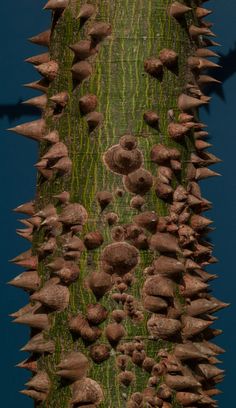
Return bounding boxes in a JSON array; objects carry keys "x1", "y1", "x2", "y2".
[{"x1": 10, "y1": 1, "x2": 226, "y2": 408}]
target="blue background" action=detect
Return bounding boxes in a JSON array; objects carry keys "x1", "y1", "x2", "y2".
[{"x1": 0, "y1": 1, "x2": 235, "y2": 406}]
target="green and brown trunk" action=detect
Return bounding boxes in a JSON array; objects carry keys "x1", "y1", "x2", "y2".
[{"x1": 10, "y1": 1, "x2": 226, "y2": 408}]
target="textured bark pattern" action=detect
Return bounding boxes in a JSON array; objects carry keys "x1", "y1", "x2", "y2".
[{"x1": 10, "y1": 1, "x2": 227, "y2": 408}]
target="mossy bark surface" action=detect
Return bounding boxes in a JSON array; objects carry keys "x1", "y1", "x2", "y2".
[{"x1": 14, "y1": 1, "x2": 219, "y2": 408}]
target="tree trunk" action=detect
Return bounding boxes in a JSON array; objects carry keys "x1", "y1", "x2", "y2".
[{"x1": 10, "y1": 1, "x2": 226, "y2": 407}]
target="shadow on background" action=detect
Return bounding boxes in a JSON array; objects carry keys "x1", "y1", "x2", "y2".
[
  {"x1": 0, "y1": 99, "x2": 39, "y2": 123},
  {"x1": 205, "y1": 43, "x2": 236, "y2": 102}
]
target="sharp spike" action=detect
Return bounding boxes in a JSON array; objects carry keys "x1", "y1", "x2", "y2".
[
  {"x1": 196, "y1": 48, "x2": 220, "y2": 58},
  {"x1": 198, "y1": 74, "x2": 221, "y2": 85},
  {"x1": 44, "y1": 0, "x2": 68, "y2": 10},
  {"x1": 178, "y1": 94, "x2": 207, "y2": 111},
  {"x1": 168, "y1": 1, "x2": 192, "y2": 19},
  {"x1": 8, "y1": 271, "x2": 40, "y2": 291},
  {"x1": 13, "y1": 313, "x2": 50, "y2": 330},
  {"x1": 16, "y1": 356, "x2": 38, "y2": 372},
  {"x1": 20, "y1": 333, "x2": 55, "y2": 353},
  {"x1": 189, "y1": 25, "x2": 216, "y2": 39},
  {"x1": 195, "y1": 167, "x2": 221, "y2": 180},
  {"x1": 28, "y1": 30, "x2": 51, "y2": 47},
  {"x1": 23, "y1": 78, "x2": 49, "y2": 93},
  {"x1": 23, "y1": 95, "x2": 47, "y2": 110},
  {"x1": 196, "y1": 7, "x2": 213, "y2": 19},
  {"x1": 20, "y1": 389, "x2": 46, "y2": 401},
  {"x1": 8, "y1": 119, "x2": 46, "y2": 141},
  {"x1": 9, "y1": 302, "x2": 41, "y2": 318},
  {"x1": 25, "y1": 52, "x2": 50, "y2": 65},
  {"x1": 9, "y1": 249, "x2": 32, "y2": 263},
  {"x1": 13, "y1": 201, "x2": 35, "y2": 215}
]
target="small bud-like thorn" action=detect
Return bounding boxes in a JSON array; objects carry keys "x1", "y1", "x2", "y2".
[
  {"x1": 77, "y1": 3, "x2": 95, "y2": 20},
  {"x1": 168, "y1": 2, "x2": 192, "y2": 19},
  {"x1": 25, "y1": 371, "x2": 50, "y2": 393},
  {"x1": 42, "y1": 130, "x2": 59, "y2": 144},
  {"x1": 69, "y1": 40, "x2": 97, "y2": 60},
  {"x1": 13, "y1": 201, "x2": 35, "y2": 215},
  {"x1": 144, "y1": 58, "x2": 163, "y2": 78},
  {"x1": 168, "y1": 122, "x2": 189, "y2": 141},
  {"x1": 25, "y1": 52, "x2": 50, "y2": 65},
  {"x1": 29, "y1": 30, "x2": 51, "y2": 47},
  {"x1": 30, "y1": 282, "x2": 70, "y2": 311},
  {"x1": 71, "y1": 378, "x2": 104, "y2": 405},
  {"x1": 38, "y1": 168, "x2": 53, "y2": 180},
  {"x1": 147, "y1": 315, "x2": 181, "y2": 339},
  {"x1": 150, "y1": 232, "x2": 181, "y2": 254},
  {"x1": 23, "y1": 78, "x2": 49, "y2": 93},
  {"x1": 36, "y1": 61, "x2": 59, "y2": 81},
  {"x1": 44, "y1": 0, "x2": 69, "y2": 10},
  {"x1": 89, "y1": 272, "x2": 112, "y2": 299},
  {"x1": 23, "y1": 95, "x2": 47, "y2": 110},
  {"x1": 79, "y1": 94, "x2": 98, "y2": 114},
  {"x1": 178, "y1": 94, "x2": 207, "y2": 111},
  {"x1": 143, "y1": 111, "x2": 159, "y2": 128},
  {"x1": 51, "y1": 157, "x2": 72, "y2": 173},
  {"x1": 195, "y1": 167, "x2": 221, "y2": 180},
  {"x1": 50, "y1": 91, "x2": 68, "y2": 107},
  {"x1": 42, "y1": 142, "x2": 68, "y2": 159},
  {"x1": 196, "y1": 7, "x2": 213, "y2": 19},
  {"x1": 56, "y1": 352, "x2": 89, "y2": 381},
  {"x1": 178, "y1": 113, "x2": 194, "y2": 123},
  {"x1": 20, "y1": 332, "x2": 55, "y2": 353},
  {"x1": 88, "y1": 22, "x2": 112, "y2": 41},
  {"x1": 189, "y1": 25, "x2": 216, "y2": 39},
  {"x1": 53, "y1": 191, "x2": 70, "y2": 203},
  {"x1": 96, "y1": 191, "x2": 113, "y2": 211},
  {"x1": 159, "y1": 48, "x2": 178, "y2": 68},
  {"x1": 59, "y1": 203, "x2": 88, "y2": 225},
  {"x1": 8, "y1": 119, "x2": 46, "y2": 142},
  {"x1": 85, "y1": 111, "x2": 104, "y2": 131},
  {"x1": 71, "y1": 61, "x2": 92, "y2": 82},
  {"x1": 105, "y1": 323, "x2": 126, "y2": 345}
]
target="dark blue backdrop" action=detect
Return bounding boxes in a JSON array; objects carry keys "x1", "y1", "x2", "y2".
[{"x1": 0, "y1": 1, "x2": 235, "y2": 406}]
